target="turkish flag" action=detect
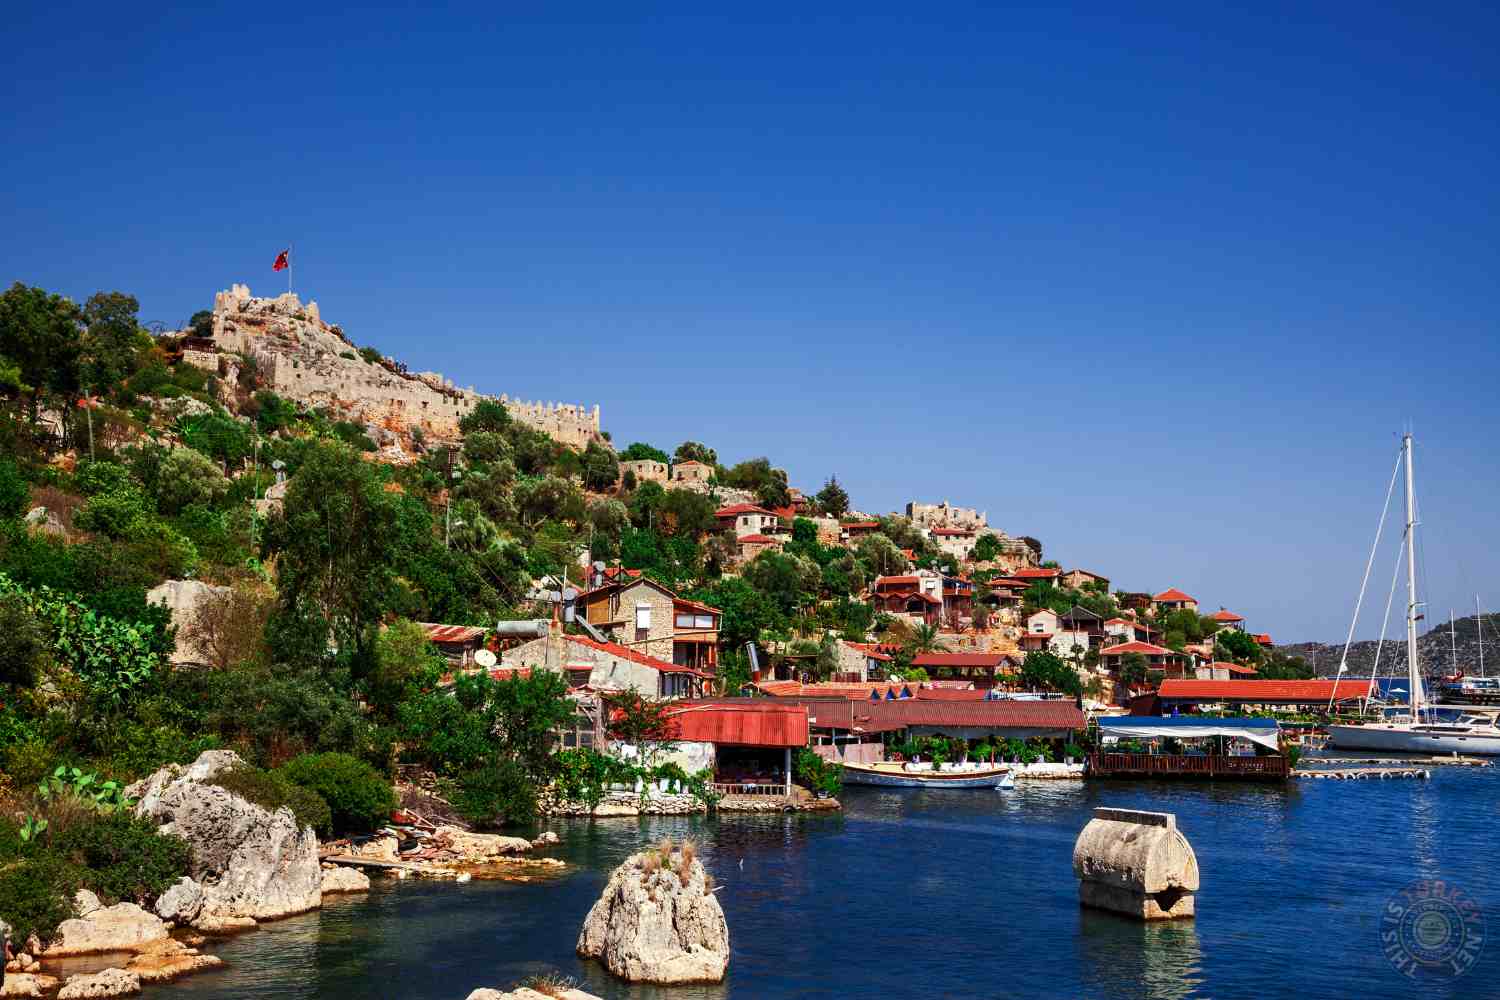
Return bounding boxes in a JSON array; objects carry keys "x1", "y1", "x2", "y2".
[{"x1": 272, "y1": 250, "x2": 289, "y2": 271}]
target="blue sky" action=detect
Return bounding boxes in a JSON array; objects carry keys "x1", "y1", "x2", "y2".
[{"x1": 5, "y1": 2, "x2": 1497, "y2": 641}]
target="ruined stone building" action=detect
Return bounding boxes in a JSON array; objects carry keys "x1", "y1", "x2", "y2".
[{"x1": 183, "y1": 285, "x2": 602, "y2": 448}]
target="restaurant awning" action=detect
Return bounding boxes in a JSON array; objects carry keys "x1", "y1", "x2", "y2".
[{"x1": 1098, "y1": 715, "x2": 1281, "y2": 751}]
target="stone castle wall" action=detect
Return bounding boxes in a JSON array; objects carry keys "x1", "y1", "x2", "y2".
[{"x1": 195, "y1": 285, "x2": 600, "y2": 447}]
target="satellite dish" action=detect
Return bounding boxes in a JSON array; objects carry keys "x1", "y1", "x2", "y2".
[{"x1": 475, "y1": 649, "x2": 497, "y2": 668}]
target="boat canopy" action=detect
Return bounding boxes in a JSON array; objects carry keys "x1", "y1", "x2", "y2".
[{"x1": 1098, "y1": 716, "x2": 1281, "y2": 751}]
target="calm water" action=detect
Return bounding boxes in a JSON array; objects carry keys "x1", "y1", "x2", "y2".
[{"x1": 155, "y1": 767, "x2": 1500, "y2": 999}]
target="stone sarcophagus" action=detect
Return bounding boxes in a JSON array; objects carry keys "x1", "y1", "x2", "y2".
[{"x1": 1072, "y1": 807, "x2": 1199, "y2": 920}]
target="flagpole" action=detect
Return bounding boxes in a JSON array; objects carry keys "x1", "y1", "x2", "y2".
[{"x1": 288, "y1": 243, "x2": 293, "y2": 295}]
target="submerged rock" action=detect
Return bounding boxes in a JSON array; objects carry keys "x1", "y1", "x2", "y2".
[
  {"x1": 320, "y1": 866, "x2": 372, "y2": 894},
  {"x1": 465, "y1": 987, "x2": 600, "y2": 1000},
  {"x1": 45, "y1": 893, "x2": 168, "y2": 957},
  {"x1": 122, "y1": 938, "x2": 223, "y2": 983},
  {"x1": 56, "y1": 968, "x2": 141, "y2": 999},
  {"x1": 128, "y1": 750, "x2": 322, "y2": 926},
  {"x1": 576, "y1": 847, "x2": 729, "y2": 984}
]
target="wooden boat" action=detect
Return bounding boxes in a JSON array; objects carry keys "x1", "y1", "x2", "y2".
[{"x1": 840, "y1": 761, "x2": 1011, "y2": 788}]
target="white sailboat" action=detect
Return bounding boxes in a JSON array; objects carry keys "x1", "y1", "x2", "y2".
[{"x1": 1327, "y1": 433, "x2": 1500, "y2": 755}]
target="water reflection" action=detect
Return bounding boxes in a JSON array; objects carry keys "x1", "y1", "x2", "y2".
[{"x1": 1077, "y1": 910, "x2": 1205, "y2": 1000}]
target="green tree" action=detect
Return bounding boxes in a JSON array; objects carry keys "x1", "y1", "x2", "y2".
[
  {"x1": 1213, "y1": 628, "x2": 1264, "y2": 665},
  {"x1": 261, "y1": 441, "x2": 403, "y2": 675},
  {"x1": 252, "y1": 390, "x2": 299, "y2": 433},
  {"x1": 463, "y1": 430, "x2": 510, "y2": 465},
  {"x1": 580, "y1": 440, "x2": 619, "y2": 491},
  {"x1": 673, "y1": 441, "x2": 717, "y2": 466},
  {"x1": 814, "y1": 631, "x2": 842, "y2": 680},
  {"x1": 1020, "y1": 650, "x2": 1082, "y2": 697},
  {"x1": 972, "y1": 533, "x2": 1001, "y2": 563},
  {"x1": 815, "y1": 476, "x2": 850, "y2": 516},
  {"x1": 687, "y1": 577, "x2": 785, "y2": 649},
  {"x1": 460, "y1": 399, "x2": 512, "y2": 435},
  {"x1": 1118, "y1": 652, "x2": 1150, "y2": 690},
  {"x1": 156, "y1": 446, "x2": 229, "y2": 515},
  {"x1": 370, "y1": 619, "x2": 447, "y2": 720},
  {"x1": 79, "y1": 291, "x2": 146, "y2": 396},
  {"x1": 855, "y1": 533, "x2": 907, "y2": 576},
  {"x1": 0, "y1": 458, "x2": 29, "y2": 520},
  {"x1": 0, "y1": 282, "x2": 82, "y2": 427},
  {"x1": 179, "y1": 412, "x2": 252, "y2": 471},
  {"x1": 659, "y1": 488, "x2": 717, "y2": 537},
  {"x1": 0, "y1": 592, "x2": 47, "y2": 689},
  {"x1": 619, "y1": 442, "x2": 669, "y2": 464}
]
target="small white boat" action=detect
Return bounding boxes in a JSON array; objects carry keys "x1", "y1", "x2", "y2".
[{"x1": 841, "y1": 761, "x2": 1011, "y2": 789}]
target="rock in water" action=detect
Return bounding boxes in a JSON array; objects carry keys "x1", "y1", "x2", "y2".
[
  {"x1": 320, "y1": 866, "x2": 372, "y2": 894},
  {"x1": 576, "y1": 848, "x2": 729, "y2": 984},
  {"x1": 153, "y1": 877, "x2": 204, "y2": 924},
  {"x1": 128, "y1": 751, "x2": 321, "y2": 925},
  {"x1": 465, "y1": 988, "x2": 601, "y2": 1000},
  {"x1": 56, "y1": 968, "x2": 142, "y2": 998},
  {"x1": 45, "y1": 893, "x2": 167, "y2": 957}
]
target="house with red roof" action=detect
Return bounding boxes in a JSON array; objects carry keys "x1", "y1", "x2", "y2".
[
  {"x1": 1012, "y1": 566, "x2": 1063, "y2": 584},
  {"x1": 1151, "y1": 588, "x2": 1199, "y2": 615},
  {"x1": 504, "y1": 631, "x2": 714, "y2": 699},
  {"x1": 1061, "y1": 568, "x2": 1110, "y2": 591},
  {"x1": 715, "y1": 502, "x2": 783, "y2": 539},
  {"x1": 1098, "y1": 640, "x2": 1188, "y2": 676},
  {"x1": 734, "y1": 533, "x2": 783, "y2": 562},
  {"x1": 930, "y1": 525, "x2": 978, "y2": 561},
  {"x1": 871, "y1": 571, "x2": 944, "y2": 626},
  {"x1": 418, "y1": 623, "x2": 487, "y2": 669},
  {"x1": 839, "y1": 520, "x2": 882, "y2": 544},
  {"x1": 576, "y1": 574, "x2": 722, "y2": 673},
  {"x1": 1208, "y1": 608, "x2": 1246, "y2": 631},
  {"x1": 1104, "y1": 616, "x2": 1158, "y2": 645}
]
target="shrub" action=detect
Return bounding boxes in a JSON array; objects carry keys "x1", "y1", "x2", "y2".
[
  {"x1": 156, "y1": 447, "x2": 229, "y2": 515},
  {"x1": 454, "y1": 760, "x2": 535, "y2": 828},
  {"x1": 51, "y1": 812, "x2": 191, "y2": 906},
  {"x1": 0, "y1": 459, "x2": 28, "y2": 521},
  {"x1": 279, "y1": 752, "x2": 394, "y2": 835},
  {"x1": 210, "y1": 762, "x2": 332, "y2": 836},
  {"x1": 0, "y1": 845, "x2": 81, "y2": 944}
]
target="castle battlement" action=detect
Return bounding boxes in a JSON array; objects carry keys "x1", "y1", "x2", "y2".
[{"x1": 187, "y1": 286, "x2": 602, "y2": 449}]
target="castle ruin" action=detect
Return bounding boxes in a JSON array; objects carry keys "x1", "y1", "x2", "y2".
[{"x1": 186, "y1": 285, "x2": 601, "y2": 448}]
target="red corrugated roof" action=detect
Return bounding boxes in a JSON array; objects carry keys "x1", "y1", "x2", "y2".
[
  {"x1": 866, "y1": 699, "x2": 1086, "y2": 730},
  {"x1": 842, "y1": 521, "x2": 881, "y2": 529},
  {"x1": 420, "y1": 623, "x2": 486, "y2": 644},
  {"x1": 1158, "y1": 679, "x2": 1373, "y2": 702},
  {"x1": 666, "y1": 702, "x2": 809, "y2": 747},
  {"x1": 844, "y1": 641, "x2": 893, "y2": 662},
  {"x1": 914, "y1": 688, "x2": 988, "y2": 701},
  {"x1": 563, "y1": 634, "x2": 709, "y2": 677},
  {"x1": 756, "y1": 680, "x2": 913, "y2": 700},
  {"x1": 672, "y1": 597, "x2": 723, "y2": 615},
  {"x1": 1153, "y1": 588, "x2": 1196, "y2": 602},
  {"x1": 911, "y1": 652, "x2": 1012, "y2": 668},
  {"x1": 874, "y1": 574, "x2": 920, "y2": 586}
]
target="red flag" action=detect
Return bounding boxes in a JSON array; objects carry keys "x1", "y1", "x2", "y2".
[{"x1": 272, "y1": 249, "x2": 289, "y2": 272}]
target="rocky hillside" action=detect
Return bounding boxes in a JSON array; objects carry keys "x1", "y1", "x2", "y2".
[{"x1": 1284, "y1": 613, "x2": 1500, "y2": 678}]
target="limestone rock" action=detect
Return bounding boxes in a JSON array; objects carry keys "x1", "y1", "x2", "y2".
[
  {"x1": 23, "y1": 506, "x2": 65, "y2": 538},
  {"x1": 122, "y1": 938, "x2": 223, "y2": 983},
  {"x1": 576, "y1": 849, "x2": 729, "y2": 984},
  {"x1": 348, "y1": 834, "x2": 399, "y2": 862},
  {"x1": 465, "y1": 988, "x2": 600, "y2": 1000},
  {"x1": 320, "y1": 866, "x2": 371, "y2": 894},
  {"x1": 0, "y1": 973, "x2": 58, "y2": 998},
  {"x1": 44, "y1": 901, "x2": 167, "y2": 957},
  {"x1": 128, "y1": 750, "x2": 321, "y2": 923},
  {"x1": 431, "y1": 826, "x2": 532, "y2": 862},
  {"x1": 145, "y1": 580, "x2": 231, "y2": 666},
  {"x1": 74, "y1": 890, "x2": 103, "y2": 917},
  {"x1": 153, "y1": 877, "x2": 204, "y2": 924},
  {"x1": 56, "y1": 968, "x2": 141, "y2": 999},
  {"x1": 531, "y1": 831, "x2": 559, "y2": 848}
]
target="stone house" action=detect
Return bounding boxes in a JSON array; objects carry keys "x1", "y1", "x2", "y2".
[
  {"x1": 1062, "y1": 568, "x2": 1110, "y2": 592},
  {"x1": 575, "y1": 575, "x2": 722, "y2": 672},
  {"x1": 1105, "y1": 617, "x2": 1158, "y2": 644},
  {"x1": 930, "y1": 526, "x2": 977, "y2": 561},
  {"x1": 671, "y1": 460, "x2": 714, "y2": 483},
  {"x1": 504, "y1": 632, "x2": 710, "y2": 699},
  {"x1": 735, "y1": 533, "x2": 782, "y2": 563},
  {"x1": 715, "y1": 503, "x2": 782, "y2": 539},
  {"x1": 905, "y1": 500, "x2": 986, "y2": 531},
  {"x1": 619, "y1": 459, "x2": 668, "y2": 485},
  {"x1": 840, "y1": 520, "x2": 882, "y2": 546},
  {"x1": 834, "y1": 641, "x2": 893, "y2": 682}
]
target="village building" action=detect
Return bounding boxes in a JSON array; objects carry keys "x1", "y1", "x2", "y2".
[
  {"x1": 910, "y1": 651, "x2": 1019, "y2": 689},
  {"x1": 670, "y1": 459, "x2": 714, "y2": 483},
  {"x1": 1208, "y1": 608, "x2": 1246, "y2": 631},
  {"x1": 1116, "y1": 592, "x2": 1154, "y2": 614},
  {"x1": 419, "y1": 623, "x2": 487, "y2": 670},
  {"x1": 735, "y1": 533, "x2": 782, "y2": 562},
  {"x1": 1195, "y1": 660, "x2": 1260, "y2": 680},
  {"x1": 666, "y1": 701, "x2": 810, "y2": 796},
  {"x1": 1104, "y1": 616, "x2": 1159, "y2": 644},
  {"x1": 840, "y1": 520, "x2": 882, "y2": 545},
  {"x1": 618, "y1": 458, "x2": 668, "y2": 485},
  {"x1": 504, "y1": 632, "x2": 712, "y2": 699},
  {"x1": 930, "y1": 526, "x2": 978, "y2": 560},
  {"x1": 715, "y1": 502, "x2": 783, "y2": 539},
  {"x1": 834, "y1": 641, "x2": 893, "y2": 682},
  {"x1": 904, "y1": 500, "x2": 987, "y2": 530},
  {"x1": 941, "y1": 574, "x2": 975, "y2": 622},
  {"x1": 871, "y1": 572, "x2": 944, "y2": 626},
  {"x1": 807, "y1": 515, "x2": 843, "y2": 546},
  {"x1": 1061, "y1": 568, "x2": 1110, "y2": 591},
  {"x1": 1151, "y1": 588, "x2": 1199, "y2": 615},
  {"x1": 1146, "y1": 678, "x2": 1375, "y2": 713},
  {"x1": 1012, "y1": 566, "x2": 1063, "y2": 586},
  {"x1": 1098, "y1": 640, "x2": 1188, "y2": 676},
  {"x1": 575, "y1": 575, "x2": 722, "y2": 672}
]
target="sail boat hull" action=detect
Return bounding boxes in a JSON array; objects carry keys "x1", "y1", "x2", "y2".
[{"x1": 1327, "y1": 723, "x2": 1500, "y2": 756}]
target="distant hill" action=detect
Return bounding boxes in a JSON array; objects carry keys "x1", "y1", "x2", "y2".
[{"x1": 1283, "y1": 613, "x2": 1500, "y2": 678}]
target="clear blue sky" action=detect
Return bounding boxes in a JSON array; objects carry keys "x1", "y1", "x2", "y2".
[{"x1": 5, "y1": 2, "x2": 1497, "y2": 641}]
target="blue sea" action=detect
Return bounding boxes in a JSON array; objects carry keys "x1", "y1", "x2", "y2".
[{"x1": 153, "y1": 766, "x2": 1499, "y2": 999}]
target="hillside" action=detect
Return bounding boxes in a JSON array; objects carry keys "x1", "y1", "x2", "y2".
[{"x1": 1282, "y1": 613, "x2": 1500, "y2": 678}]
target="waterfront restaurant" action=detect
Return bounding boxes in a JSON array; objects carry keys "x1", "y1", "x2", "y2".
[
  {"x1": 1092, "y1": 715, "x2": 1290, "y2": 781},
  {"x1": 863, "y1": 698, "x2": 1087, "y2": 743},
  {"x1": 909, "y1": 651, "x2": 1019, "y2": 689},
  {"x1": 1146, "y1": 678, "x2": 1377, "y2": 713},
  {"x1": 666, "y1": 701, "x2": 811, "y2": 796}
]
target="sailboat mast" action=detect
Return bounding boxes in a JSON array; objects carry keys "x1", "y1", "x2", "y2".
[
  {"x1": 1451, "y1": 611, "x2": 1457, "y2": 676},
  {"x1": 1403, "y1": 433, "x2": 1423, "y2": 717},
  {"x1": 1478, "y1": 595, "x2": 1486, "y2": 679}
]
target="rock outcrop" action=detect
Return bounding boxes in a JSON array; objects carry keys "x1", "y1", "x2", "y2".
[
  {"x1": 44, "y1": 892, "x2": 168, "y2": 957},
  {"x1": 56, "y1": 968, "x2": 141, "y2": 998},
  {"x1": 145, "y1": 579, "x2": 230, "y2": 667},
  {"x1": 0, "y1": 973, "x2": 59, "y2": 998},
  {"x1": 320, "y1": 866, "x2": 371, "y2": 894},
  {"x1": 430, "y1": 826, "x2": 533, "y2": 863},
  {"x1": 152, "y1": 877, "x2": 204, "y2": 924},
  {"x1": 465, "y1": 987, "x2": 600, "y2": 1000},
  {"x1": 128, "y1": 750, "x2": 322, "y2": 926},
  {"x1": 576, "y1": 846, "x2": 729, "y2": 984},
  {"x1": 122, "y1": 938, "x2": 223, "y2": 983}
]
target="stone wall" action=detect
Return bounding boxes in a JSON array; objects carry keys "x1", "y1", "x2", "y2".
[{"x1": 192, "y1": 285, "x2": 601, "y2": 447}]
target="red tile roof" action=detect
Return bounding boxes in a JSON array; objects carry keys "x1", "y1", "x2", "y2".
[
  {"x1": 844, "y1": 641, "x2": 893, "y2": 662},
  {"x1": 1153, "y1": 588, "x2": 1196, "y2": 603},
  {"x1": 866, "y1": 699, "x2": 1087, "y2": 731},
  {"x1": 420, "y1": 623, "x2": 486, "y2": 644},
  {"x1": 1012, "y1": 567, "x2": 1062, "y2": 579},
  {"x1": 1209, "y1": 609, "x2": 1245, "y2": 622},
  {"x1": 756, "y1": 680, "x2": 913, "y2": 700},
  {"x1": 666, "y1": 702, "x2": 809, "y2": 747},
  {"x1": 1157, "y1": 678, "x2": 1374, "y2": 702},
  {"x1": 874, "y1": 575, "x2": 920, "y2": 586},
  {"x1": 842, "y1": 521, "x2": 881, "y2": 530},
  {"x1": 672, "y1": 597, "x2": 723, "y2": 616},
  {"x1": 1253, "y1": 633, "x2": 1274, "y2": 646},
  {"x1": 563, "y1": 634, "x2": 709, "y2": 676},
  {"x1": 911, "y1": 652, "x2": 1013, "y2": 669},
  {"x1": 914, "y1": 688, "x2": 989, "y2": 701},
  {"x1": 716, "y1": 503, "x2": 778, "y2": 517},
  {"x1": 736, "y1": 533, "x2": 778, "y2": 544},
  {"x1": 1100, "y1": 640, "x2": 1175, "y2": 656}
]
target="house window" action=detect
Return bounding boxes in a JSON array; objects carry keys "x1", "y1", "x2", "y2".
[{"x1": 635, "y1": 604, "x2": 652, "y2": 630}]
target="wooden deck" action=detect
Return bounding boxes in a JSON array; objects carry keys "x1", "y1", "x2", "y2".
[{"x1": 1088, "y1": 752, "x2": 1290, "y2": 781}]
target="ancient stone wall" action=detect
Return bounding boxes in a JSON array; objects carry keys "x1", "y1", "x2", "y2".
[{"x1": 191, "y1": 285, "x2": 601, "y2": 447}]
